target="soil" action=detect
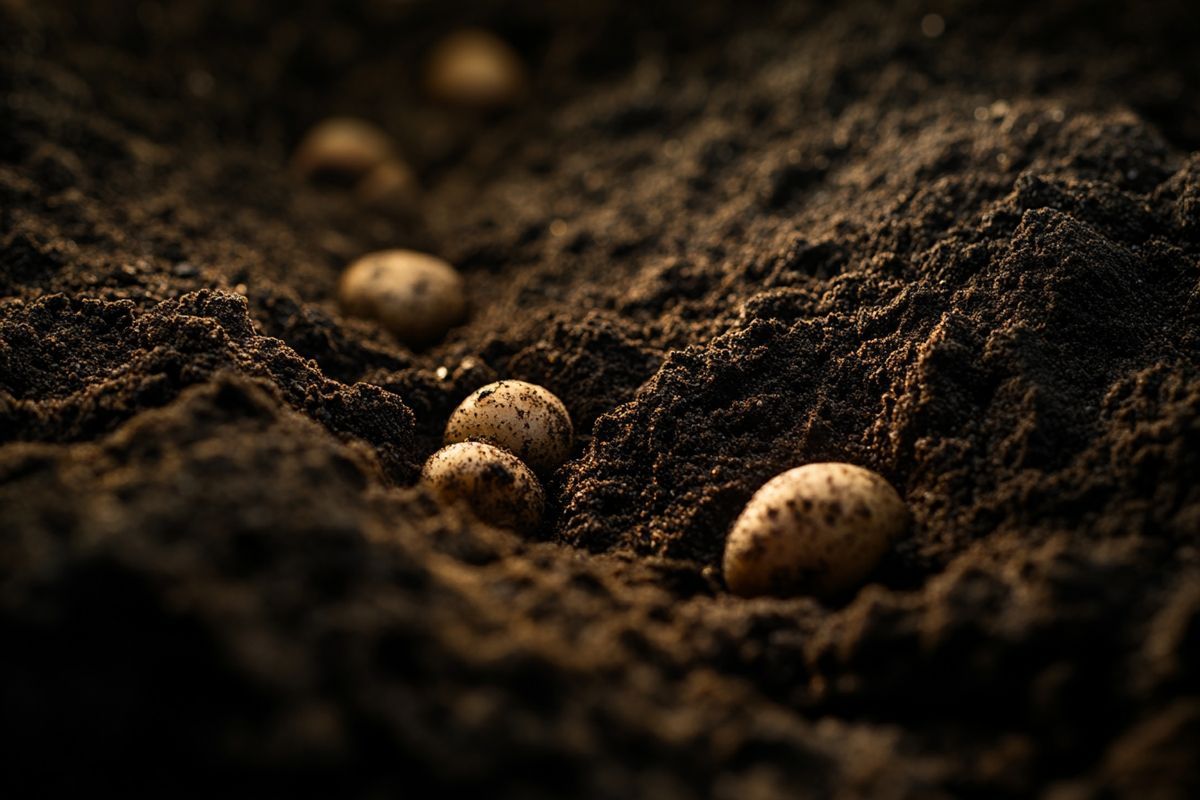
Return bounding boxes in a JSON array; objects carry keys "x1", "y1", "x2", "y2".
[{"x1": 3, "y1": 0, "x2": 1200, "y2": 796}]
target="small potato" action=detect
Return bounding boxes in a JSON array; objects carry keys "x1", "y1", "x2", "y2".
[
  {"x1": 445, "y1": 380, "x2": 573, "y2": 474},
  {"x1": 357, "y1": 158, "x2": 420, "y2": 209},
  {"x1": 292, "y1": 117, "x2": 395, "y2": 181},
  {"x1": 421, "y1": 441, "x2": 544, "y2": 532},
  {"x1": 338, "y1": 249, "x2": 466, "y2": 345},
  {"x1": 723, "y1": 462, "x2": 909, "y2": 599},
  {"x1": 424, "y1": 29, "x2": 528, "y2": 108}
]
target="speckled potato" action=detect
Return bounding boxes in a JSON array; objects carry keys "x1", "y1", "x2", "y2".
[
  {"x1": 444, "y1": 380, "x2": 573, "y2": 474},
  {"x1": 292, "y1": 117, "x2": 395, "y2": 180},
  {"x1": 338, "y1": 249, "x2": 466, "y2": 344},
  {"x1": 723, "y1": 462, "x2": 910, "y2": 599},
  {"x1": 424, "y1": 29, "x2": 528, "y2": 108},
  {"x1": 421, "y1": 441, "x2": 545, "y2": 533}
]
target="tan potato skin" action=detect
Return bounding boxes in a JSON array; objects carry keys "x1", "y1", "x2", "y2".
[
  {"x1": 444, "y1": 380, "x2": 573, "y2": 474},
  {"x1": 421, "y1": 442, "x2": 545, "y2": 533},
  {"x1": 424, "y1": 29, "x2": 528, "y2": 108},
  {"x1": 292, "y1": 117, "x2": 394, "y2": 180},
  {"x1": 723, "y1": 462, "x2": 910, "y2": 599},
  {"x1": 338, "y1": 250, "x2": 466, "y2": 345}
]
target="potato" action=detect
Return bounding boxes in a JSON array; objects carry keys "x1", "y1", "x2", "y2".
[
  {"x1": 338, "y1": 249, "x2": 466, "y2": 345},
  {"x1": 356, "y1": 159, "x2": 419, "y2": 210},
  {"x1": 444, "y1": 380, "x2": 573, "y2": 474},
  {"x1": 722, "y1": 462, "x2": 909, "y2": 598},
  {"x1": 421, "y1": 441, "x2": 545, "y2": 533},
  {"x1": 424, "y1": 29, "x2": 528, "y2": 108},
  {"x1": 293, "y1": 117, "x2": 395, "y2": 181}
]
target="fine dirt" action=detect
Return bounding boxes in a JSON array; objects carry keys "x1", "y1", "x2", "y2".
[{"x1": 3, "y1": 1, "x2": 1200, "y2": 796}]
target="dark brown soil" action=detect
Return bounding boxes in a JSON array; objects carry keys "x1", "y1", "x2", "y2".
[{"x1": 3, "y1": 1, "x2": 1200, "y2": 796}]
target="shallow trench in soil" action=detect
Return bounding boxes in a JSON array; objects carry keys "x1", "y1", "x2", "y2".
[{"x1": 2, "y1": 0, "x2": 1200, "y2": 796}]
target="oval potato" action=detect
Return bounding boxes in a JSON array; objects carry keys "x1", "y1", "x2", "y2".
[
  {"x1": 339, "y1": 249, "x2": 466, "y2": 345},
  {"x1": 445, "y1": 380, "x2": 573, "y2": 474},
  {"x1": 421, "y1": 441, "x2": 545, "y2": 533},
  {"x1": 723, "y1": 462, "x2": 909, "y2": 598},
  {"x1": 424, "y1": 29, "x2": 528, "y2": 108}
]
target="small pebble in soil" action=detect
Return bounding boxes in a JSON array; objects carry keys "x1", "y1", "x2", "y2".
[
  {"x1": 424, "y1": 29, "x2": 528, "y2": 108},
  {"x1": 421, "y1": 441, "x2": 545, "y2": 532},
  {"x1": 722, "y1": 462, "x2": 909, "y2": 599},
  {"x1": 338, "y1": 249, "x2": 466, "y2": 344},
  {"x1": 445, "y1": 380, "x2": 573, "y2": 474},
  {"x1": 292, "y1": 117, "x2": 396, "y2": 181}
]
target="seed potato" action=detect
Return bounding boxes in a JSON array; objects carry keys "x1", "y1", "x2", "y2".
[
  {"x1": 445, "y1": 380, "x2": 573, "y2": 474},
  {"x1": 357, "y1": 159, "x2": 419, "y2": 209},
  {"x1": 293, "y1": 117, "x2": 395, "y2": 181},
  {"x1": 338, "y1": 249, "x2": 466, "y2": 344},
  {"x1": 722, "y1": 462, "x2": 909, "y2": 598},
  {"x1": 424, "y1": 29, "x2": 528, "y2": 108},
  {"x1": 421, "y1": 441, "x2": 545, "y2": 532}
]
